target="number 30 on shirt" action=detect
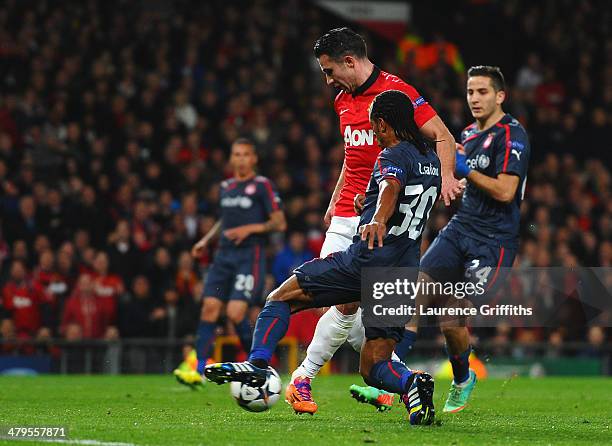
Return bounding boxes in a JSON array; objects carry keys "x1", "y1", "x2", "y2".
[{"x1": 389, "y1": 184, "x2": 438, "y2": 240}]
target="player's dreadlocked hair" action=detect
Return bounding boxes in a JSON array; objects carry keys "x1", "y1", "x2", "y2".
[{"x1": 369, "y1": 90, "x2": 434, "y2": 154}]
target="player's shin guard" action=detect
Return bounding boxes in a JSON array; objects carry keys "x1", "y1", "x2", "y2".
[
  {"x1": 195, "y1": 321, "x2": 216, "y2": 374},
  {"x1": 368, "y1": 360, "x2": 414, "y2": 395},
  {"x1": 248, "y1": 301, "x2": 290, "y2": 368},
  {"x1": 295, "y1": 306, "x2": 357, "y2": 379},
  {"x1": 234, "y1": 317, "x2": 253, "y2": 354},
  {"x1": 448, "y1": 345, "x2": 471, "y2": 385}
]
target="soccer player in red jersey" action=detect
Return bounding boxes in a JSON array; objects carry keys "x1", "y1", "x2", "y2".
[{"x1": 285, "y1": 28, "x2": 463, "y2": 414}]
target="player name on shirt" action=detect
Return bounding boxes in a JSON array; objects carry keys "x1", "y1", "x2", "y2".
[{"x1": 418, "y1": 163, "x2": 439, "y2": 176}]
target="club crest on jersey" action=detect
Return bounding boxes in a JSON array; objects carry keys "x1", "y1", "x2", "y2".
[
  {"x1": 483, "y1": 132, "x2": 495, "y2": 149},
  {"x1": 477, "y1": 154, "x2": 490, "y2": 169},
  {"x1": 467, "y1": 154, "x2": 490, "y2": 170},
  {"x1": 344, "y1": 125, "x2": 374, "y2": 147},
  {"x1": 245, "y1": 183, "x2": 256, "y2": 195}
]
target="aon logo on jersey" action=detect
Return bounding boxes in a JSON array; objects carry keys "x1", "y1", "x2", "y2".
[{"x1": 344, "y1": 125, "x2": 374, "y2": 147}]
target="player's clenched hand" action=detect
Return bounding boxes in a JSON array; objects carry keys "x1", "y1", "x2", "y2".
[
  {"x1": 191, "y1": 238, "x2": 208, "y2": 258},
  {"x1": 353, "y1": 194, "x2": 365, "y2": 215},
  {"x1": 359, "y1": 221, "x2": 386, "y2": 249},
  {"x1": 224, "y1": 226, "x2": 252, "y2": 245},
  {"x1": 441, "y1": 175, "x2": 464, "y2": 206}
]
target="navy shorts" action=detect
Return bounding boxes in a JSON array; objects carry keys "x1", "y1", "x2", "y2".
[
  {"x1": 203, "y1": 245, "x2": 266, "y2": 303},
  {"x1": 294, "y1": 239, "x2": 419, "y2": 343},
  {"x1": 420, "y1": 227, "x2": 516, "y2": 298}
]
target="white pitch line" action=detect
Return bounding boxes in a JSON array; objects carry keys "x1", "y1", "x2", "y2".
[{"x1": 0, "y1": 437, "x2": 138, "y2": 446}]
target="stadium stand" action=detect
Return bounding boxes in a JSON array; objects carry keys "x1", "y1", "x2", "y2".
[{"x1": 0, "y1": 0, "x2": 609, "y2": 371}]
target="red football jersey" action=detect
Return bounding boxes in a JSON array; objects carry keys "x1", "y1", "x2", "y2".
[
  {"x1": 333, "y1": 67, "x2": 437, "y2": 217},
  {"x1": 2, "y1": 281, "x2": 47, "y2": 335},
  {"x1": 93, "y1": 273, "x2": 123, "y2": 323}
]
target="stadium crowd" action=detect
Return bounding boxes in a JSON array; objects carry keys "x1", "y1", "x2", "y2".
[{"x1": 0, "y1": 0, "x2": 609, "y2": 357}]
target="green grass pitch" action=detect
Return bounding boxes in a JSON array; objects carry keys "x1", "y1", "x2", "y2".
[{"x1": 0, "y1": 375, "x2": 610, "y2": 445}]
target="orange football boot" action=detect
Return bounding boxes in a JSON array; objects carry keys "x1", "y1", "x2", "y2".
[{"x1": 285, "y1": 377, "x2": 318, "y2": 415}]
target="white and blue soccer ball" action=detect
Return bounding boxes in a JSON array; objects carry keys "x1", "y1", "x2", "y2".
[{"x1": 230, "y1": 367, "x2": 282, "y2": 412}]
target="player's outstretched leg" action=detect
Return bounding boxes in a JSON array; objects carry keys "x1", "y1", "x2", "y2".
[
  {"x1": 204, "y1": 298, "x2": 290, "y2": 386},
  {"x1": 204, "y1": 360, "x2": 271, "y2": 387},
  {"x1": 205, "y1": 276, "x2": 318, "y2": 412}
]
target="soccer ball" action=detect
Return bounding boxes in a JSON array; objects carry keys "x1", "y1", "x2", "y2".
[{"x1": 230, "y1": 368, "x2": 282, "y2": 412}]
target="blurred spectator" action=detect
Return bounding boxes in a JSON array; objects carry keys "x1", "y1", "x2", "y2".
[
  {"x1": 0, "y1": 0, "x2": 608, "y2": 352},
  {"x1": 60, "y1": 274, "x2": 117, "y2": 339},
  {"x1": 175, "y1": 251, "x2": 198, "y2": 299},
  {"x1": 2, "y1": 260, "x2": 50, "y2": 338},
  {"x1": 107, "y1": 220, "x2": 141, "y2": 284},
  {"x1": 4, "y1": 196, "x2": 46, "y2": 248},
  {"x1": 119, "y1": 276, "x2": 155, "y2": 338},
  {"x1": 0, "y1": 318, "x2": 18, "y2": 353},
  {"x1": 546, "y1": 329, "x2": 565, "y2": 358},
  {"x1": 272, "y1": 232, "x2": 314, "y2": 285},
  {"x1": 150, "y1": 288, "x2": 195, "y2": 339},
  {"x1": 581, "y1": 326, "x2": 606, "y2": 358},
  {"x1": 516, "y1": 53, "x2": 543, "y2": 91},
  {"x1": 131, "y1": 200, "x2": 159, "y2": 253},
  {"x1": 92, "y1": 251, "x2": 124, "y2": 325},
  {"x1": 146, "y1": 247, "x2": 175, "y2": 302}
]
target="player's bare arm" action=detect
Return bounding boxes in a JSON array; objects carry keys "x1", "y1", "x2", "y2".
[
  {"x1": 464, "y1": 171, "x2": 519, "y2": 204},
  {"x1": 191, "y1": 220, "x2": 222, "y2": 258},
  {"x1": 455, "y1": 142, "x2": 520, "y2": 203},
  {"x1": 224, "y1": 210, "x2": 287, "y2": 245},
  {"x1": 419, "y1": 116, "x2": 464, "y2": 206},
  {"x1": 324, "y1": 160, "x2": 346, "y2": 226},
  {"x1": 359, "y1": 179, "x2": 400, "y2": 249}
]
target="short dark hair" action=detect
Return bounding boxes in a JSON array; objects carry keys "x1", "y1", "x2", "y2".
[
  {"x1": 232, "y1": 137, "x2": 256, "y2": 152},
  {"x1": 467, "y1": 66, "x2": 506, "y2": 91},
  {"x1": 369, "y1": 90, "x2": 434, "y2": 154},
  {"x1": 314, "y1": 27, "x2": 367, "y2": 60}
]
